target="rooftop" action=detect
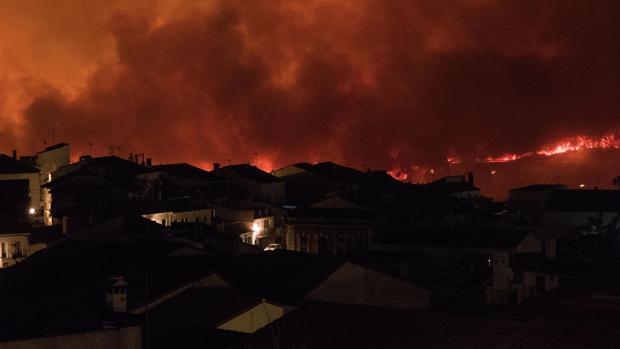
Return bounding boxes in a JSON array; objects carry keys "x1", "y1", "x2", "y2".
[
  {"x1": 149, "y1": 287, "x2": 263, "y2": 328},
  {"x1": 219, "y1": 164, "x2": 282, "y2": 183},
  {"x1": 545, "y1": 189, "x2": 620, "y2": 212},
  {"x1": 243, "y1": 301, "x2": 522, "y2": 349},
  {"x1": 510, "y1": 184, "x2": 568, "y2": 192},
  {"x1": 154, "y1": 163, "x2": 226, "y2": 182},
  {"x1": 39, "y1": 142, "x2": 70, "y2": 153},
  {"x1": 211, "y1": 253, "x2": 343, "y2": 302},
  {"x1": 0, "y1": 238, "x2": 180, "y2": 341},
  {"x1": 429, "y1": 175, "x2": 480, "y2": 194},
  {"x1": 305, "y1": 161, "x2": 365, "y2": 181},
  {"x1": 0, "y1": 154, "x2": 40, "y2": 174}
]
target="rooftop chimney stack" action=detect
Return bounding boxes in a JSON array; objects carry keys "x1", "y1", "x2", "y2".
[
  {"x1": 12, "y1": 150, "x2": 16, "y2": 159},
  {"x1": 467, "y1": 172, "x2": 474, "y2": 185},
  {"x1": 146, "y1": 158, "x2": 152, "y2": 167},
  {"x1": 105, "y1": 276, "x2": 128, "y2": 312},
  {"x1": 213, "y1": 162, "x2": 221, "y2": 170}
]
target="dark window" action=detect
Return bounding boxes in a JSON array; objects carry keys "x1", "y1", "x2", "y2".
[{"x1": 536, "y1": 275, "x2": 546, "y2": 293}]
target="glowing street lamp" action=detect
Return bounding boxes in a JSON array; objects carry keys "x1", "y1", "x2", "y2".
[{"x1": 28, "y1": 207, "x2": 35, "y2": 215}]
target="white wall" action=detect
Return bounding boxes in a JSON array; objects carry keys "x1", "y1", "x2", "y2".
[
  {"x1": 142, "y1": 208, "x2": 212, "y2": 226},
  {"x1": 0, "y1": 233, "x2": 29, "y2": 268}
]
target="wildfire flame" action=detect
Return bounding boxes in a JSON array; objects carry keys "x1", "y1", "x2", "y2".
[
  {"x1": 479, "y1": 133, "x2": 620, "y2": 163},
  {"x1": 482, "y1": 152, "x2": 532, "y2": 163},
  {"x1": 536, "y1": 134, "x2": 620, "y2": 156},
  {"x1": 387, "y1": 133, "x2": 620, "y2": 182},
  {"x1": 387, "y1": 169, "x2": 409, "y2": 181}
]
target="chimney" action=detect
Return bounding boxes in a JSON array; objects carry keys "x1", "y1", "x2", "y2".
[
  {"x1": 467, "y1": 172, "x2": 474, "y2": 185},
  {"x1": 12, "y1": 150, "x2": 17, "y2": 159},
  {"x1": 146, "y1": 158, "x2": 152, "y2": 167},
  {"x1": 213, "y1": 162, "x2": 221, "y2": 170},
  {"x1": 105, "y1": 276, "x2": 128, "y2": 312}
]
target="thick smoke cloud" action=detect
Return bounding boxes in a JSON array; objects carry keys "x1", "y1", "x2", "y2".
[{"x1": 2, "y1": 0, "x2": 620, "y2": 177}]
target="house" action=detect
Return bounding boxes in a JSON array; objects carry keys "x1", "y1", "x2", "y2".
[
  {"x1": 147, "y1": 287, "x2": 284, "y2": 335},
  {"x1": 428, "y1": 174, "x2": 480, "y2": 200},
  {"x1": 11, "y1": 144, "x2": 72, "y2": 226},
  {"x1": 215, "y1": 164, "x2": 285, "y2": 205},
  {"x1": 44, "y1": 156, "x2": 158, "y2": 232},
  {"x1": 0, "y1": 236, "x2": 183, "y2": 345},
  {"x1": 0, "y1": 153, "x2": 41, "y2": 220},
  {"x1": 214, "y1": 201, "x2": 283, "y2": 247},
  {"x1": 108, "y1": 255, "x2": 284, "y2": 345},
  {"x1": 0, "y1": 179, "x2": 30, "y2": 223},
  {"x1": 371, "y1": 228, "x2": 558, "y2": 305},
  {"x1": 141, "y1": 198, "x2": 214, "y2": 226},
  {"x1": 153, "y1": 163, "x2": 230, "y2": 202},
  {"x1": 32, "y1": 143, "x2": 71, "y2": 225},
  {"x1": 0, "y1": 179, "x2": 32, "y2": 268},
  {"x1": 543, "y1": 189, "x2": 620, "y2": 232},
  {"x1": 277, "y1": 170, "x2": 341, "y2": 206},
  {"x1": 486, "y1": 247, "x2": 560, "y2": 305},
  {"x1": 271, "y1": 162, "x2": 314, "y2": 177},
  {"x1": 509, "y1": 184, "x2": 568, "y2": 223},
  {"x1": 0, "y1": 228, "x2": 30, "y2": 268},
  {"x1": 284, "y1": 207, "x2": 378, "y2": 255},
  {"x1": 274, "y1": 161, "x2": 366, "y2": 206}
]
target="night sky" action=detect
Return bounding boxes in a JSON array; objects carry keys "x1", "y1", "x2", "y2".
[{"x1": 1, "y1": 0, "x2": 620, "y2": 197}]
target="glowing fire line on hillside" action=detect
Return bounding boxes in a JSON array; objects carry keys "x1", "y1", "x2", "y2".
[
  {"x1": 387, "y1": 133, "x2": 620, "y2": 181},
  {"x1": 481, "y1": 133, "x2": 620, "y2": 163}
]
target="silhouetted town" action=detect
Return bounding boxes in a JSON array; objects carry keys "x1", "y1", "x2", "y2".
[{"x1": 0, "y1": 143, "x2": 619, "y2": 348}]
